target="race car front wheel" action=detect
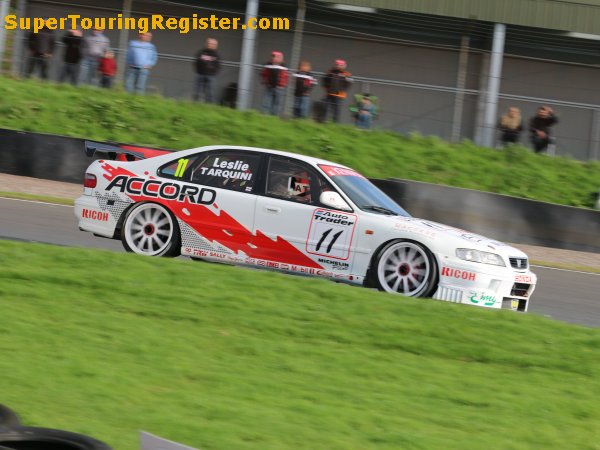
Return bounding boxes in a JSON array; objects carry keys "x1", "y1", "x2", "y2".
[
  {"x1": 373, "y1": 240, "x2": 438, "y2": 297},
  {"x1": 122, "y1": 203, "x2": 181, "y2": 257}
]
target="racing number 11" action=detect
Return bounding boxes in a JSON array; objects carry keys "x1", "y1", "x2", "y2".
[{"x1": 316, "y1": 229, "x2": 343, "y2": 254}]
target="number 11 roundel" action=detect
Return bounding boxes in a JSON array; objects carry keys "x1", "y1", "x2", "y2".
[{"x1": 306, "y1": 209, "x2": 358, "y2": 260}]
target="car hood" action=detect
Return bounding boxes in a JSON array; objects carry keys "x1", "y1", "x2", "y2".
[{"x1": 390, "y1": 216, "x2": 528, "y2": 258}]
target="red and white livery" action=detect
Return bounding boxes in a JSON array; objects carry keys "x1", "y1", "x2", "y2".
[{"x1": 75, "y1": 142, "x2": 536, "y2": 311}]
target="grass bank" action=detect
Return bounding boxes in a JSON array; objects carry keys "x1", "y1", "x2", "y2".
[
  {"x1": 0, "y1": 77, "x2": 598, "y2": 208},
  {"x1": 1, "y1": 240, "x2": 599, "y2": 450}
]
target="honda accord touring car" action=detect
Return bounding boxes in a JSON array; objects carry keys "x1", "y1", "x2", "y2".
[{"x1": 75, "y1": 141, "x2": 536, "y2": 311}]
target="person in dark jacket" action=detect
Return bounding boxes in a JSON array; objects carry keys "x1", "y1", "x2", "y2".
[
  {"x1": 293, "y1": 60, "x2": 317, "y2": 119},
  {"x1": 498, "y1": 106, "x2": 523, "y2": 146},
  {"x1": 193, "y1": 38, "x2": 220, "y2": 103},
  {"x1": 26, "y1": 26, "x2": 55, "y2": 80},
  {"x1": 58, "y1": 29, "x2": 82, "y2": 85},
  {"x1": 323, "y1": 59, "x2": 353, "y2": 123},
  {"x1": 261, "y1": 51, "x2": 288, "y2": 116},
  {"x1": 529, "y1": 106, "x2": 558, "y2": 153}
]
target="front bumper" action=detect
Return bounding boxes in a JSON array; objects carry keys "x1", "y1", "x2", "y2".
[{"x1": 432, "y1": 255, "x2": 537, "y2": 311}]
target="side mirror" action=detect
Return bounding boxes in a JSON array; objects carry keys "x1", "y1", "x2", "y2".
[{"x1": 320, "y1": 191, "x2": 352, "y2": 211}]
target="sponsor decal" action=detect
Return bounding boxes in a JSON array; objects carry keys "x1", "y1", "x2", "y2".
[
  {"x1": 468, "y1": 291, "x2": 497, "y2": 307},
  {"x1": 318, "y1": 164, "x2": 366, "y2": 179},
  {"x1": 306, "y1": 209, "x2": 357, "y2": 260},
  {"x1": 82, "y1": 208, "x2": 109, "y2": 221},
  {"x1": 515, "y1": 274, "x2": 533, "y2": 284},
  {"x1": 393, "y1": 221, "x2": 437, "y2": 239},
  {"x1": 198, "y1": 157, "x2": 253, "y2": 180},
  {"x1": 318, "y1": 258, "x2": 350, "y2": 271},
  {"x1": 441, "y1": 267, "x2": 477, "y2": 281},
  {"x1": 106, "y1": 175, "x2": 216, "y2": 205}
]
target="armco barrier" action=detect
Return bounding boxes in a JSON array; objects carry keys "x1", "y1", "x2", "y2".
[
  {"x1": 372, "y1": 179, "x2": 600, "y2": 253},
  {"x1": 1, "y1": 128, "x2": 598, "y2": 252}
]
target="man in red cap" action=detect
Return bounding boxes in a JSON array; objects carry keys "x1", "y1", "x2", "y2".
[
  {"x1": 261, "y1": 51, "x2": 289, "y2": 116},
  {"x1": 323, "y1": 59, "x2": 353, "y2": 123}
]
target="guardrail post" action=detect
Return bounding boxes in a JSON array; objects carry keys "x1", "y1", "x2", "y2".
[
  {"x1": 10, "y1": 0, "x2": 26, "y2": 76},
  {"x1": 237, "y1": 0, "x2": 259, "y2": 110},
  {"x1": 115, "y1": 0, "x2": 132, "y2": 85},
  {"x1": 482, "y1": 23, "x2": 506, "y2": 148},
  {"x1": 451, "y1": 35, "x2": 470, "y2": 143},
  {"x1": 283, "y1": 0, "x2": 306, "y2": 117}
]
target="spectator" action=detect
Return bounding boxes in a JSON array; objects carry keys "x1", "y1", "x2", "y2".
[
  {"x1": 58, "y1": 28, "x2": 82, "y2": 85},
  {"x1": 529, "y1": 106, "x2": 558, "y2": 153},
  {"x1": 26, "y1": 26, "x2": 55, "y2": 80},
  {"x1": 261, "y1": 51, "x2": 288, "y2": 116},
  {"x1": 125, "y1": 32, "x2": 157, "y2": 94},
  {"x1": 323, "y1": 59, "x2": 353, "y2": 123},
  {"x1": 498, "y1": 106, "x2": 523, "y2": 146},
  {"x1": 79, "y1": 27, "x2": 110, "y2": 85},
  {"x1": 98, "y1": 50, "x2": 117, "y2": 89},
  {"x1": 354, "y1": 94, "x2": 377, "y2": 130},
  {"x1": 293, "y1": 60, "x2": 317, "y2": 119},
  {"x1": 193, "y1": 38, "x2": 220, "y2": 103}
]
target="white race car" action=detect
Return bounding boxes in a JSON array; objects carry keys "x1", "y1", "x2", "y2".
[{"x1": 75, "y1": 142, "x2": 536, "y2": 311}]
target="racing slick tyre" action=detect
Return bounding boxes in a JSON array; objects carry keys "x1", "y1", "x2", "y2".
[
  {"x1": 0, "y1": 426, "x2": 112, "y2": 450},
  {"x1": 371, "y1": 240, "x2": 438, "y2": 298},
  {"x1": 0, "y1": 406, "x2": 19, "y2": 427},
  {"x1": 121, "y1": 203, "x2": 181, "y2": 257}
]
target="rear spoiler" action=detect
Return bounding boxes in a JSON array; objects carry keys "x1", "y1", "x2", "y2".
[{"x1": 84, "y1": 140, "x2": 171, "y2": 161}]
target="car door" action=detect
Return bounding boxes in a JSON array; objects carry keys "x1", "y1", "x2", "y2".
[
  {"x1": 252, "y1": 155, "x2": 359, "y2": 276},
  {"x1": 159, "y1": 149, "x2": 264, "y2": 261}
]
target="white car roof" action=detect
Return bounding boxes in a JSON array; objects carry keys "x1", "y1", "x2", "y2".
[{"x1": 174, "y1": 145, "x2": 355, "y2": 172}]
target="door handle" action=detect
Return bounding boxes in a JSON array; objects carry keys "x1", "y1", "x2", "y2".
[{"x1": 264, "y1": 205, "x2": 281, "y2": 214}]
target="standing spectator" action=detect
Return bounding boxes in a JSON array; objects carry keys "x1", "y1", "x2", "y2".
[
  {"x1": 498, "y1": 106, "x2": 523, "y2": 146},
  {"x1": 529, "y1": 106, "x2": 558, "y2": 153},
  {"x1": 58, "y1": 28, "x2": 82, "y2": 85},
  {"x1": 125, "y1": 32, "x2": 157, "y2": 94},
  {"x1": 26, "y1": 26, "x2": 55, "y2": 80},
  {"x1": 354, "y1": 94, "x2": 377, "y2": 130},
  {"x1": 323, "y1": 59, "x2": 353, "y2": 123},
  {"x1": 98, "y1": 50, "x2": 117, "y2": 88},
  {"x1": 293, "y1": 60, "x2": 317, "y2": 119},
  {"x1": 79, "y1": 27, "x2": 110, "y2": 85},
  {"x1": 193, "y1": 38, "x2": 220, "y2": 103},
  {"x1": 261, "y1": 51, "x2": 288, "y2": 116}
]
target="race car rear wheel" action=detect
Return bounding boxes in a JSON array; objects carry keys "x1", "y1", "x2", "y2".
[
  {"x1": 373, "y1": 240, "x2": 438, "y2": 297},
  {"x1": 122, "y1": 203, "x2": 180, "y2": 257}
]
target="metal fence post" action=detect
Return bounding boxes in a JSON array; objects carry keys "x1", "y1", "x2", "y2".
[{"x1": 237, "y1": 0, "x2": 259, "y2": 110}]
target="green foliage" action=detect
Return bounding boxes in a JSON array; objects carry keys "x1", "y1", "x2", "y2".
[
  {"x1": 1, "y1": 241, "x2": 600, "y2": 450},
  {"x1": 0, "y1": 78, "x2": 598, "y2": 207}
]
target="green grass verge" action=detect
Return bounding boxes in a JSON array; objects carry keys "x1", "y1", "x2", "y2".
[
  {"x1": 1, "y1": 240, "x2": 600, "y2": 450},
  {"x1": 0, "y1": 191, "x2": 74, "y2": 205},
  {"x1": 0, "y1": 77, "x2": 599, "y2": 208}
]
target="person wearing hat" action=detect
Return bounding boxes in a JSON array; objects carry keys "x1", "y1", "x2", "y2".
[
  {"x1": 261, "y1": 51, "x2": 289, "y2": 116},
  {"x1": 79, "y1": 27, "x2": 110, "y2": 85},
  {"x1": 323, "y1": 59, "x2": 353, "y2": 123}
]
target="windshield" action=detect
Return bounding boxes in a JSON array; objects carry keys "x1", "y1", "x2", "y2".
[{"x1": 319, "y1": 165, "x2": 411, "y2": 217}]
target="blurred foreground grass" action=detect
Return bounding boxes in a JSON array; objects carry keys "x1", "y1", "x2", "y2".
[
  {"x1": 1, "y1": 240, "x2": 599, "y2": 450},
  {"x1": 0, "y1": 77, "x2": 598, "y2": 207}
]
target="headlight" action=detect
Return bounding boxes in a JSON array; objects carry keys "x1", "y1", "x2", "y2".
[{"x1": 456, "y1": 249, "x2": 506, "y2": 266}]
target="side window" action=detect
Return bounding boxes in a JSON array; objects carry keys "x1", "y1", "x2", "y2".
[
  {"x1": 266, "y1": 157, "x2": 324, "y2": 204},
  {"x1": 191, "y1": 152, "x2": 260, "y2": 193},
  {"x1": 158, "y1": 154, "x2": 200, "y2": 180}
]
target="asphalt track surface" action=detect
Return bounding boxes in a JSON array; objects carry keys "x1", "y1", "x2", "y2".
[{"x1": 1, "y1": 197, "x2": 599, "y2": 327}]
